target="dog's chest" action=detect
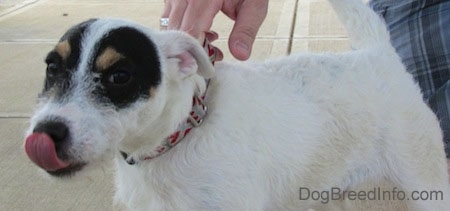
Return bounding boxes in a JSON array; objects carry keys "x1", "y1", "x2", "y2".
[{"x1": 114, "y1": 159, "x2": 231, "y2": 210}]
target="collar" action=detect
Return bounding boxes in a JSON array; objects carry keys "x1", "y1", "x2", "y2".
[
  {"x1": 120, "y1": 93, "x2": 208, "y2": 165},
  {"x1": 120, "y1": 38, "x2": 216, "y2": 165}
]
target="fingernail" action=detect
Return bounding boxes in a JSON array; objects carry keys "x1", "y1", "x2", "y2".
[
  {"x1": 234, "y1": 40, "x2": 250, "y2": 60},
  {"x1": 235, "y1": 40, "x2": 249, "y2": 52}
]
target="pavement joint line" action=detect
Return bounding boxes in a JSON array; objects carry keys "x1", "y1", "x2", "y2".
[
  {"x1": 203, "y1": 36, "x2": 348, "y2": 42},
  {"x1": 292, "y1": 36, "x2": 349, "y2": 39},
  {"x1": 287, "y1": 0, "x2": 300, "y2": 55},
  {"x1": 1, "y1": 37, "x2": 331, "y2": 44},
  {"x1": 0, "y1": 39, "x2": 58, "y2": 44},
  {"x1": 0, "y1": 37, "x2": 292, "y2": 44},
  {"x1": 0, "y1": 116, "x2": 30, "y2": 119},
  {"x1": 0, "y1": 0, "x2": 40, "y2": 18},
  {"x1": 0, "y1": 112, "x2": 31, "y2": 118}
]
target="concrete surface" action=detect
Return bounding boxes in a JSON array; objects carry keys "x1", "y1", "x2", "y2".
[{"x1": 0, "y1": 0, "x2": 348, "y2": 210}]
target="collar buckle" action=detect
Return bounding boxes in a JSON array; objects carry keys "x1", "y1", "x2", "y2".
[{"x1": 188, "y1": 96, "x2": 208, "y2": 127}]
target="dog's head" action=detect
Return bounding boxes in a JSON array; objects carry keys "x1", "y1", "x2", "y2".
[{"x1": 24, "y1": 18, "x2": 214, "y2": 176}]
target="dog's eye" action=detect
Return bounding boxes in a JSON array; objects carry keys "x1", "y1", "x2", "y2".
[
  {"x1": 46, "y1": 62, "x2": 59, "y2": 74},
  {"x1": 108, "y1": 70, "x2": 131, "y2": 85}
]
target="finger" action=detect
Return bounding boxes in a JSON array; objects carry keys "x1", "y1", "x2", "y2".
[
  {"x1": 180, "y1": 0, "x2": 222, "y2": 41},
  {"x1": 160, "y1": 0, "x2": 171, "y2": 30},
  {"x1": 213, "y1": 46, "x2": 224, "y2": 61},
  {"x1": 228, "y1": 0, "x2": 268, "y2": 60},
  {"x1": 161, "y1": 0, "x2": 171, "y2": 18},
  {"x1": 167, "y1": 0, "x2": 188, "y2": 30},
  {"x1": 205, "y1": 31, "x2": 219, "y2": 42},
  {"x1": 205, "y1": 31, "x2": 223, "y2": 61}
]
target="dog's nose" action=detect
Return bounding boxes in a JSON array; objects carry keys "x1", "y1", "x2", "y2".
[
  {"x1": 26, "y1": 121, "x2": 71, "y2": 172},
  {"x1": 33, "y1": 121, "x2": 69, "y2": 143}
]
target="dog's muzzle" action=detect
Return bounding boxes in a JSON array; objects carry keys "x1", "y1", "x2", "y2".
[{"x1": 25, "y1": 120, "x2": 86, "y2": 175}]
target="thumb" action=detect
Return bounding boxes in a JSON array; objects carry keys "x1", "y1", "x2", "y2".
[{"x1": 228, "y1": 0, "x2": 268, "y2": 61}]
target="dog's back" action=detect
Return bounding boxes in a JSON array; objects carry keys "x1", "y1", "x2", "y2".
[
  {"x1": 115, "y1": 0, "x2": 449, "y2": 209},
  {"x1": 202, "y1": 0, "x2": 450, "y2": 210}
]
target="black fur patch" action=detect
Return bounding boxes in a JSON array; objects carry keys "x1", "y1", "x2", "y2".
[
  {"x1": 42, "y1": 19, "x2": 96, "y2": 98},
  {"x1": 92, "y1": 27, "x2": 161, "y2": 108}
]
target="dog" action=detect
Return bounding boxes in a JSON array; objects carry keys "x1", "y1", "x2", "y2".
[{"x1": 24, "y1": 0, "x2": 449, "y2": 210}]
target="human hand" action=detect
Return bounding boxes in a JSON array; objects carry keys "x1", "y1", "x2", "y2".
[{"x1": 162, "y1": 0, "x2": 268, "y2": 61}]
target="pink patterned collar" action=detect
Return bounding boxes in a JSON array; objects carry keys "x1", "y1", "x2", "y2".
[{"x1": 121, "y1": 93, "x2": 208, "y2": 165}]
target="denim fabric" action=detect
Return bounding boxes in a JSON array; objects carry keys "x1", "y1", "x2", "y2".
[{"x1": 370, "y1": 0, "x2": 450, "y2": 156}]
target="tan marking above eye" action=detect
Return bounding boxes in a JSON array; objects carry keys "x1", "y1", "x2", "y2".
[
  {"x1": 55, "y1": 40, "x2": 71, "y2": 60},
  {"x1": 96, "y1": 47, "x2": 124, "y2": 71},
  {"x1": 150, "y1": 87, "x2": 158, "y2": 97}
]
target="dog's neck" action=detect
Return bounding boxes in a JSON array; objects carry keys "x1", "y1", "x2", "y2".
[
  {"x1": 118, "y1": 39, "x2": 216, "y2": 165},
  {"x1": 120, "y1": 83, "x2": 209, "y2": 165}
]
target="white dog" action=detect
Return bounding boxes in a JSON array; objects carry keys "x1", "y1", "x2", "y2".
[{"x1": 24, "y1": 0, "x2": 449, "y2": 210}]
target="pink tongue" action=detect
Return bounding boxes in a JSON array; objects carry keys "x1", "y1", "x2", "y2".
[{"x1": 25, "y1": 133, "x2": 70, "y2": 171}]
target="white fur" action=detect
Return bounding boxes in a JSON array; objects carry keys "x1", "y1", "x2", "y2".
[{"x1": 27, "y1": 0, "x2": 450, "y2": 210}]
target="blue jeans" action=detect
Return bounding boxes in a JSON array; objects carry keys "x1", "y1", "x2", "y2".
[{"x1": 370, "y1": 0, "x2": 450, "y2": 157}]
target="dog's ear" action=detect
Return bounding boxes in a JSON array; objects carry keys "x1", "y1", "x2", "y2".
[{"x1": 157, "y1": 31, "x2": 215, "y2": 78}]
